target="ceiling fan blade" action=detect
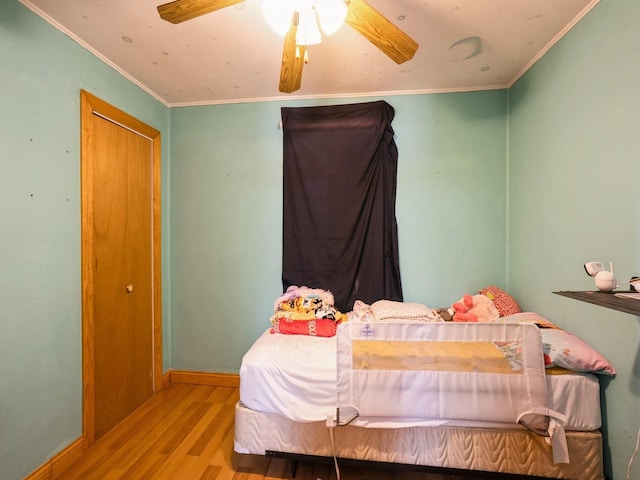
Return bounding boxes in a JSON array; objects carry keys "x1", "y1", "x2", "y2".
[
  {"x1": 346, "y1": 0, "x2": 418, "y2": 64},
  {"x1": 157, "y1": 0, "x2": 244, "y2": 24},
  {"x1": 279, "y1": 15, "x2": 306, "y2": 94}
]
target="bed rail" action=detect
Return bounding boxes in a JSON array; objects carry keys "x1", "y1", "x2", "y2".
[{"x1": 334, "y1": 320, "x2": 568, "y2": 463}]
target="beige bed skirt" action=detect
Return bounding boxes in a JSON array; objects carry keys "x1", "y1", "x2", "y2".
[{"x1": 234, "y1": 402, "x2": 603, "y2": 479}]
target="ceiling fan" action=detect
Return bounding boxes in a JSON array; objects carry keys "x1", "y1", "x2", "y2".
[{"x1": 157, "y1": 0, "x2": 419, "y2": 94}]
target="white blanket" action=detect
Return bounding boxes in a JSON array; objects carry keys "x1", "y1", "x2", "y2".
[{"x1": 239, "y1": 326, "x2": 601, "y2": 430}]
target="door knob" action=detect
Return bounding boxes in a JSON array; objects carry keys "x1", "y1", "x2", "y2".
[{"x1": 126, "y1": 284, "x2": 134, "y2": 293}]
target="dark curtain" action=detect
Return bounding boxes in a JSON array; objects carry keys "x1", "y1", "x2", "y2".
[{"x1": 281, "y1": 100, "x2": 403, "y2": 312}]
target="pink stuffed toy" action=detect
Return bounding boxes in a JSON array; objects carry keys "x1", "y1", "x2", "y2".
[{"x1": 452, "y1": 294, "x2": 500, "y2": 322}]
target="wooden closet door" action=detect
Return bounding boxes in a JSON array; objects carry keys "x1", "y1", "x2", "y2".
[{"x1": 90, "y1": 114, "x2": 154, "y2": 439}]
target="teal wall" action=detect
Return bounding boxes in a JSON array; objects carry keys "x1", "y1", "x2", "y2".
[
  {"x1": 169, "y1": 92, "x2": 507, "y2": 372},
  {"x1": 508, "y1": 1, "x2": 640, "y2": 478},
  {"x1": 0, "y1": 2, "x2": 170, "y2": 479},
  {"x1": 3, "y1": 0, "x2": 638, "y2": 479}
]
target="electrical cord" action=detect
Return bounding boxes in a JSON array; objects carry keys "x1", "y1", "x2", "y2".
[
  {"x1": 627, "y1": 426, "x2": 640, "y2": 480},
  {"x1": 326, "y1": 413, "x2": 341, "y2": 480},
  {"x1": 328, "y1": 426, "x2": 341, "y2": 480}
]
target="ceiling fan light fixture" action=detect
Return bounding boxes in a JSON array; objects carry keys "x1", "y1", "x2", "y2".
[
  {"x1": 262, "y1": 0, "x2": 346, "y2": 45},
  {"x1": 314, "y1": 0, "x2": 347, "y2": 36},
  {"x1": 296, "y1": 7, "x2": 322, "y2": 45},
  {"x1": 262, "y1": 0, "x2": 295, "y2": 36}
]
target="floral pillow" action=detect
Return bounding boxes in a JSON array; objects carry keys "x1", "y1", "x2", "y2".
[
  {"x1": 479, "y1": 286, "x2": 522, "y2": 316},
  {"x1": 503, "y1": 312, "x2": 616, "y2": 375}
]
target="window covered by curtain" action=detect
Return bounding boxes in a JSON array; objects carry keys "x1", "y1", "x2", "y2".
[{"x1": 281, "y1": 100, "x2": 403, "y2": 312}]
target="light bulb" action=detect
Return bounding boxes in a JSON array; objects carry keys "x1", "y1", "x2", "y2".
[
  {"x1": 314, "y1": 0, "x2": 347, "y2": 35},
  {"x1": 262, "y1": 0, "x2": 295, "y2": 36},
  {"x1": 262, "y1": 0, "x2": 346, "y2": 44}
]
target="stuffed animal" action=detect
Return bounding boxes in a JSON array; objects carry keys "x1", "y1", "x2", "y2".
[
  {"x1": 432, "y1": 307, "x2": 455, "y2": 322},
  {"x1": 273, "y1": 285, "x2": 335, "y2": 313},
  {"x1": 452, "y1": 294, "x2": 500, "y2": 322}
]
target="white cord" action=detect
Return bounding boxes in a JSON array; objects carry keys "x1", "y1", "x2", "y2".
[
  {"x1": 627, "y1": 426, "x2": 640, "y2": 480},
  {"x1": 325, "y1": 413, "x2": 341, "y2": 480},
  {"x1": 327, "y1": 426, "x2": 341, "y2": 480}
]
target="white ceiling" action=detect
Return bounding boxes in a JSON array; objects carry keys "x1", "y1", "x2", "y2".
[{"x1": 19, "y1": 0, "x2": 598, "y2": 106}]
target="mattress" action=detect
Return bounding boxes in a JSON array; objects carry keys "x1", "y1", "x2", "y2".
[{"x1": 239, "y1": 328, "x2": 602, "y2": 431}]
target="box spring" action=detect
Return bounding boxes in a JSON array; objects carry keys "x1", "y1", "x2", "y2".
[{"x1": 234, "y1": 401, "x2": 604, "y2": 480}]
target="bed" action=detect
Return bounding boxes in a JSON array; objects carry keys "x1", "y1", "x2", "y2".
[{"x1": 234, "y1": 303, "x2": 610, "y2": 479}]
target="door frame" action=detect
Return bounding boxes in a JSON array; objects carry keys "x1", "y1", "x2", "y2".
[{"x1": 80, "y1": 90, "x2": 163, "y2": 447}]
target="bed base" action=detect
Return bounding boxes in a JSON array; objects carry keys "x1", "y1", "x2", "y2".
[
  {"x1": 234, "y1": 402, "x2": 604, "y2": 480},
  {"x1": 265, "y1": 450, "x2": 552, "y2": 479}
]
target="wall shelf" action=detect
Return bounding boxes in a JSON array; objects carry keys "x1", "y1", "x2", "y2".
[{"x1": 553, "y1": 291, "x2": 640, "y2": 316}]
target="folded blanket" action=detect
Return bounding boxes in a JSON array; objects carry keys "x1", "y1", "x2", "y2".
[
  {"x1": 270, "y1": 318, "x2": 339, "y2": 337},
  {"x1": 270, "y1": 285, "x2": 344, "y2": 328}
]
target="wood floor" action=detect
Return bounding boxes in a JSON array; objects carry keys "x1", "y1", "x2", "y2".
[{"x1": 58, "y1": 383, "x2": 491, "y2": 480}]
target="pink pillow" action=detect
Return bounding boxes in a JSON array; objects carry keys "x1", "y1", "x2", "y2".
[
  {"x1": 502, "y1": 312, "x2": 616, "y2": 375},
  {"x1": 540, "y1": 327, "x2": 616, "y2": 375},
  {"x1": 479, "y1": 286, "x2": 522, "y2": 316}
]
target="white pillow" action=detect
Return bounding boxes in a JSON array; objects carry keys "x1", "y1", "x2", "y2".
[{"x1": 370, "y1": 300, "x2": 437, "y2": 322}]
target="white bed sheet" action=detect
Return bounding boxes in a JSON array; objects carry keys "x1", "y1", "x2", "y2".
[{"x1": 239, "y1": 328, "x2": 602, "y2": 431}]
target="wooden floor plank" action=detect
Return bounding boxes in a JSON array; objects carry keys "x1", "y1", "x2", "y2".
[
  {"x1": 63, "y1": 385, "x2": 202, "y2": 479},
  {"x1": 206, "y1": 385, "x2": 236, "y2": 404},
  {"x1": 106, "y1": 383, "x2": 196, "y2": 450},
  {"x1": 188, "y1": 403, "x2": 233, "y2": 456},
  {"x1": 157, "y1": 401, "x2": 213, "y2": 455},
  {"x1": 199, "y1": 464, "x2": 222, "y2": 479},
  {"x1": 56, "y1": 384, "x2": 486, "y2": 480},
  {"x1": 153, "y1": 405, "x2": 232, "y2": 480},
  {"x1": 118, "y1": 452, "x2": 170, "y2": 479},
  {"x1": 209, "y1": 419, "x2": 240, "y2": 478}
]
